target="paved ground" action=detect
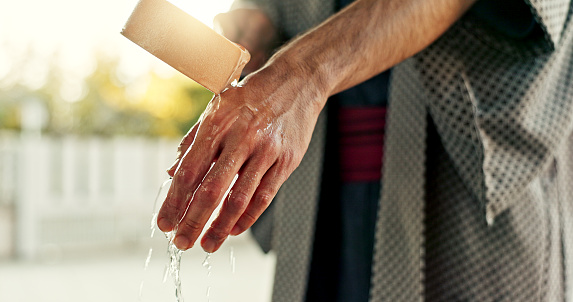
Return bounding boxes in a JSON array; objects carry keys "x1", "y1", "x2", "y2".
[{"x1": 0, "y1": 234, "x2": 275, "y2": 302}]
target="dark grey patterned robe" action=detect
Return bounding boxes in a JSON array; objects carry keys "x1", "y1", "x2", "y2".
[{"x1": 235, "y1": 0, "x2": 573, "y2": 301}]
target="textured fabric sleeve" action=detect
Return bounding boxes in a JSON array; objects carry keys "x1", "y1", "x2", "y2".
[
  {"x1": 460, "y1": 0, "x2": 571, "y2": 57},
  {"x1": 417, "y1": 0, "x2": 573, "y2": 223},
  {"x1": 469, "y1": 0, "x2": 538, "y2": 39},
  {"x1": 528, "y1": 0, "x2": 571, "y2": 47}
]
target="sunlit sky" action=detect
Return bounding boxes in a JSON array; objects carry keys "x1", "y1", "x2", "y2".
[{"x1": 0, "y1": 0, "x2": 234, "y2": 95}]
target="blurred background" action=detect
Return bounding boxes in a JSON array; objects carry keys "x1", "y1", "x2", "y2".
[{"x1": 0, "y1": 0, "x2": 275, "y2": 301}]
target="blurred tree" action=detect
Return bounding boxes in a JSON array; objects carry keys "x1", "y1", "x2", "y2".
[
  {"x1": 0, "y1": 49, "x2": 213, "y2": 138},
  {"x1": 0, "y1": 96, "x2": 21, "y2": 131}
]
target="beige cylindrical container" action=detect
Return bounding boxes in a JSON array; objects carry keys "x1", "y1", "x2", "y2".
[{"x1": 121, "y1": 0, "x2": 250, "y2": 94}]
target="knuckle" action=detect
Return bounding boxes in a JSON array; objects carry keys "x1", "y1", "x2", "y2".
[
  {"x1": 176, "y1": 168, "x2": 199, "y2": 184},
  {"x1": 242, "y1": 170, "x2": 261, "y2": 181},
  {"x1": 279, "y1": 149, "x2": 303, "y2": 172},
  {"x1": 198, "y1": 182, "x2": 223, "y2": 201},
  {"x1": 241, "y1": 211, "x2": 258, "y2": 227},
  {"x1": 206, "y1": 113, "x2": 224, "y2": 128},
  {"x1": 159, "y1": 199, "x2": 182, "y2": 220},
  {"x1": 227, "y1": 191, "x2": 250, "y2": 212},
  {"x1": 206, "y1": 226, "x2": 228, "y2": 242},
  {"x1": 180, "y1": 219, "x2": 203, "y2": 234},
  {"x1": 280, "y1": 149, "x2": 294, "y2": 164},
  {"x1": 160, "y1": 200, "x2": 177, "y2": 215},
  {"x1": 239, "y1": 104, "x2": 257, "y2": 120},
  {"x1": 261, "y1": 138, "x2": 280, "y2": 155},
  {"x1": 255, "y1": 190, "x2": 274, "y2": 208}
]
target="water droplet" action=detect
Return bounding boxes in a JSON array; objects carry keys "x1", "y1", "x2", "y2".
[
  {"x1": 202, "y1": 253, "x2": 212, "y2": 267},
  {"x1": 150, "y1": 213, "x2": 158, "y2": 238},
  {"x1": 140, "y1": 178, "x2": 173, "y2": 301},
  {"x1": 164, "y1": 231, "x2": 185, "y2": 302},
  {"x1": 138, "y1": 281, "x2": 144, "y2": 301},
  {"x1": 230, "y1": 246, "x2": 236, "y2": 274},
  {"x1": 203, "y1": 252, "x2": 214, "y2": 295},
  {"x1": 144, "y1": 248, "x2": 153, "y2": 269}
]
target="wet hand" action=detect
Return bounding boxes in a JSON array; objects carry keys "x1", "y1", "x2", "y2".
[{"x1": 157, "y1": 68, "x2": 324, "y2": 253}]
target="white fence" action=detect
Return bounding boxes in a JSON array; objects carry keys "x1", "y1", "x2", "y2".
[{"x1": 0, "y1": 132, "x2": 180, "y2": 260}]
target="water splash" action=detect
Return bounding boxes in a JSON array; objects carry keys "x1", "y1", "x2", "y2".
[
  {"x1": 145, "y1": 248, "x2": 153, "y2": 268},
  {"x1": 203, "y1": 253, "x2": 213, "y2": 301},
  {"x1": 153, "y1": 179, "x2": 173, "y2": 220},
  {"x1": 140, "y1": 177, "x2": 241, "y2": 302},
  {"x1": 229, "y1": 246, "x2": 236, "y2": 274},
  {"x1": 139, "y1": 247, "x2": 154, "y2": 299},
  {"x1": 202, "y1": 253, "x2": 213, "y2": 277},
  {"x1": 138, "y1": 282, "x2": 145, "y2": 302},
  {"x1": 165, "y1": 230, "x2": 185, "y2": 302},
  {"x1": 150, "y1": 213, "x2": 158, "y2": 238},
  {"x1": 139, "y1": 178, "x2": 173, "y2": 301}
]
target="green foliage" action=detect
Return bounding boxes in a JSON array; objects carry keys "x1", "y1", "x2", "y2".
[{"x1": 0, "y1": 52, "x2": 213, "y2": 137}]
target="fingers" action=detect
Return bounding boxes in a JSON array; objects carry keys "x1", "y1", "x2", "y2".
[
  {"x1": 170, "y1": 147, "x2": 249, "y2": 250},
  {"x1": 228, "y1": 164, "x2": 285, "y2": 237},
  {"x1": 157, "y1": 125, "x2": 217, "y2": 233},
  {"x1": 167, "y1": 124, "x2": 199, "y2": 177},
  {"x1": 200, "y1": 155, "x2": 274, "y2": 253}
]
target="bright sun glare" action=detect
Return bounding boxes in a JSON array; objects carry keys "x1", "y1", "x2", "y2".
[{"x1": 0, "y1": 0, "x2": 234, "y2": 97}]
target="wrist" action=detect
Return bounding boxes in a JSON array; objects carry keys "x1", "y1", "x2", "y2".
[
  {"x1": 274, "y1": 47, "x2": 330, "y2": 107},
  {"x1": 271, "y1": 56, "x2": 327, "y2": 118},
  {"x1": 241, "y1": 52, "x2": 328, "y2": 119}
]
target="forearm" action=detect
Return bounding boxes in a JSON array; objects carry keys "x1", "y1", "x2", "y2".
[
  {"x1": 263, "y1": 0, "x2": 477, "y2": 105},
  {"x1": 158, "y1": 0, "x2": 479, "y2": 252}
]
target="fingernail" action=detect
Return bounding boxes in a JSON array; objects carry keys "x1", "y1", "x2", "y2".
[
  {"x1": 230, "y1": 225, "x2": 241, "y2": 236},
  {"x1": 202, "y1": 238, "x2": 216, "y2": 253},
  {"x1": 174, "y1": 235, "x2": 191, "y2": 250},
  {"x1": 157, "y1": 217, "x2": 172, "y2": 232}
]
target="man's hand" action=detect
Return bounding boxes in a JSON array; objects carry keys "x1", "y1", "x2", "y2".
[
  {"x1": 158, "y1": 66, "x2": 324, "y2": 253},
  {"x1": 214, "y1": 8, "x2": 279, "y2": 75},
  {"x1": 158, "y1": 0, "x2": 477, "y2": 253}
]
